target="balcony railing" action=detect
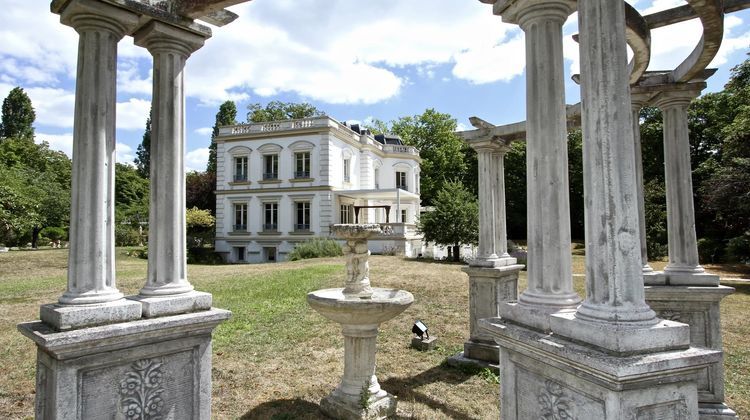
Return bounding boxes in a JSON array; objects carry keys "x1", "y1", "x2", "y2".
[
  {"x1": 295, "y1": 223, "x2": 310, "y2": 231},
  {"x1": 294, "y1": 171, "x2": 311, "y2": 179},
  {"x1": 233, "y1": 224, "x2": 247, "y2": 231},
  {"x1": 233, "y1": 174, "x2": 248, "y2": 182},
  {"x1": 263, "y1": 172, "x2": 279, "y2": 180},
  {"x1": 263, "y1": 223, "x2": 278, "y2": 231}
]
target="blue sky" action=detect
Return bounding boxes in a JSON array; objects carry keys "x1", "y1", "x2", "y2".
[{"x1": 2, "y1": 0, "x2": 750, "y2": 171}]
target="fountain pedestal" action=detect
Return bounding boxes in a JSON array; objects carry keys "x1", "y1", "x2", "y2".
[{"x1": 307, "y1": 225, "x2": 413, "y2": 419}]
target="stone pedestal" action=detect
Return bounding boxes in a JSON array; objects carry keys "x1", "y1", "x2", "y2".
[
  {"x1": 18, "y1": 309, "x2": 231, "y2": 420},
  {"x1": 460, "y1": 264, "x2": 522, "y2": 364},
  {"x1": 646, "y1": 286, "x2": 738, "y2": 419},
  {"x1": 481, "y1": 318, "x2": 720, "y2": 420},
  {"x1": 320, "y1": 324, "x2": 397, "y2": 420}
]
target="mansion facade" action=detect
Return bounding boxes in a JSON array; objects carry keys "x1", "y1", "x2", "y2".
[{"x1": 214, "y1": 116, "x2": 423, "y2": 263}]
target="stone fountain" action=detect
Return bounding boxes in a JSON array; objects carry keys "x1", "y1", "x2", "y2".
[{"x1": 307, "y1": 224, "x2": 414, "y2": 420}]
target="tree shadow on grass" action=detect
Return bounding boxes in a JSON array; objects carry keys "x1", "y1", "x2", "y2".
[
  {"x1": 402, "y1": 257, "x2": 466, "y2": 266},
  {"x1": 381, "y1": 362, "x2": 484, "y2": 420},
  {"x1": 240, "y1": 398, "x2": 325, "y2": 420}
]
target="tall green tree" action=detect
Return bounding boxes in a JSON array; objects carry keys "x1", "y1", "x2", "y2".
[
  {"x1": 115, "y1": 163, "x2": 149, "y2": 225},
  {"x1": 207, "y1": 101, "x2": 237, "y2": 174},
  {"x1": 0, "y1": 87, "x2": 35, "y2": 141},
  {"x1": 134, "y1": 107, "x2": 152, "y2": 178},
  {"x1": 186, "y1": 170, "x2": 217, "y2": 215},
  {"x1": 382, "y1": 109, "x2": 468, "y2": 206},
  {"x1": 418, "y1": 181, "x2": 478, "y2": 262},
  {"x1": 246, "y1": 100, "x2": 323, "y2": 123}
]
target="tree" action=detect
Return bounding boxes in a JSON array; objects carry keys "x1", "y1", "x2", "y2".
[
  {"x1": 418, "y1": 181, "x2": 478, "y2": 262},
  {"x1": 246, "y1": 100, "x2": 324, "y2": 123},
  {"x1": 207, "y1": 101, "x2": 237, "y2": 174},
  {"x1": 0, "y1": 87, "x2": 35, "y2": 140},
  {"x1": 134, "y1": 107, "x2": 152, "y2": 178},
  {"x1": 381, "y1": 109, "x2": 468, "y2": 206},
  {"x1": 186, "y1": 206, "x2": 215, "y2": 247},
  {"x1": 186, "y1": 170, "x2": 217, "y2": 215},
  {"x1": 115, "y1": 163, "x2": 149, "y2": 225}
]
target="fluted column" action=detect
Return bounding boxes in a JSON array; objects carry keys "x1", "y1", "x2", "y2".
[
  {"x1": 492, "y1": 145, "x2": 515, "y2": 263},
  {"x1": 133, "y1": 21, "x2": 212, "y2": 316},
  {"x1": 565, "y1": 0, "x2": 656, "y2": 326},
  {"x1": 39, "y1": 0, "x2": 141, "y2": 330},
  {"x1": 630, "y1": 92, "x2": 655, "y2": 275},
  {"x1": 472, "y1": 142, "x2": 500, "y2": 266},
  {"x1": 653, "y1": 86, "x2": 719, "y2": 286},
  {"x1": 495, "y1": 0, "x2": 580, "y2": 331}
]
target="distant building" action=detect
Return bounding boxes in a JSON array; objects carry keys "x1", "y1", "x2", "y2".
[{"x1": 214, "y1": 116, "x2": 423, "y2": 263}]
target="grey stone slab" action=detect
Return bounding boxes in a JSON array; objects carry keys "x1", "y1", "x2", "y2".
[
  {"x1": 446, "y1": 351, "x2": 499, "y2": 373},
  {"x1": 462, "y1": 340, "x2": 500, "y2": 363},
  {"x1": 549, "y1": 311, "x2": 691, "y2": 355},
  {"x1": 129, "y1": 290, "x2": 212, "y2": 318},
  {"x1": 39, "y1": 299, "x2": 142, "y2": 331},
  {"x1": 18, "y1": 308, "x2": 230, "y2": 419}
]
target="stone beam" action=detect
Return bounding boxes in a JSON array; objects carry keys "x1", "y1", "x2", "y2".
[
  {"x1": 645, "y1": 0, "x2": 750, "y2": 28},
  {"x1": 458, "y1": 103, "x2": 581, "y2": 143}
]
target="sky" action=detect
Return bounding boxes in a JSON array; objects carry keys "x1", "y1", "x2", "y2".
[{"x1": 2, "y1": 0, "x2": 750, "y2": 172}]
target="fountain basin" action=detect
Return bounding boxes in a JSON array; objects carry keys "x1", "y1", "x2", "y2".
[{"x1": 307, "y1": 288, "x2": 414, "y2": 326}]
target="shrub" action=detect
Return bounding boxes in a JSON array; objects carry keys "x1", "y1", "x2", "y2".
[
  {"x1": 115, "y1": 224, "x2": 141, "y2": 246},
  {"x1": 126, "y1": 247, "x2": 148, "y2": 259},
  {"x1": 725, "y1": 234, "x2": 750, "y2": 264},
  {"x1": 187, "y1": 247, "x2": 224, "y2": 265},
  {"x1": 288, "y1": 238, "x2": 343, "y2": 261},
  {"x1": 697, "y1": 238, "x2": 724, "y2": 264}
]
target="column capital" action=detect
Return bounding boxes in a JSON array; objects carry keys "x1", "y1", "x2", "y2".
[
  {"x1": 630, "y1": 91, "x2": 652, "y2": 112},
  {"x1": 56, "y1": 0, "x2": 139, "y2": 37},
  {"x1": 652, "y1": 82, "x2": 706, "y2": 110},
  {"x1": 468, "y1": 137, "x2": 512, "y2": 155},
  {"x1": 495, "y1": 0, "x2": 576, "y2": 27},
  {"x1": 134, "y1": 20, "x2": 208, "y2": 57}
]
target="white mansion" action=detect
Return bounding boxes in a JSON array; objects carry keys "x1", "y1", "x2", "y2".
[{"x1": 213, "y1": 116, "x2": 423, "y2": 263}]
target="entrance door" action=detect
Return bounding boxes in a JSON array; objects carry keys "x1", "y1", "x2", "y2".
[
  {"x1": 264, "y1": 247, "x2": 276, "y2": 262},
  {"x1": 235, "y1": 246, "x2": 245, "y2": 262}
]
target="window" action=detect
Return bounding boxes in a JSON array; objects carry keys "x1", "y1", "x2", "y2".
[
  {"x1": 396, "y1": 171, "x2": 407, "y2": 190},
  {"x1": 401, "y1": 209, "x2": 407, "y2": 223},
  {"x1": 264, "y1": 247, "x2": 276, "y2": 262},
  {"x1": 340, "y1": 204, "x2": 353, "y2": 224},
  {"x1": 234, "y1": 203, "x2": 247, "y2": 231},
  {"x1": 343, "y1": 159, "x2": 351, "y2": 183},
  {"x1": 374, "y1": 167, "x2": 380, "y2": 189},
  {"x1": 295, "y1": 152, "x2": 311, "y2": 179},
  {"x1": 295, "y1": 202, "x2": 311, "y2": 231},
  {"x1": 234, "y1": 156, "x2": 248, "y2": 182},
  {"x1": 235, "y1": 246, "x2": 245, "y2": 262},
  {"x1": 264, "y1": 202, "x2": 278, "y2": 231},
  {"x1": 263, "y1": 154, "x2": 278, "y2": 180}
]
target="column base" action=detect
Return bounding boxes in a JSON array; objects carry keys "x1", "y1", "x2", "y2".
[
  {"x1": 643, "y1": 270, "x2": 666, "y2": 285},
  {"x1": 549, "y1": 311, "x2": 690, "y2": 355},
  {"x1": 320, "y1": 388, "x2": 397, "y2": 420},
  {"x1": 699, "y1": 403, "x2": 738, "y2": 419},
  {"x1": 664, "y1": 269, "x2": 720, "y2": 286},
  {"x1": 129, "y1": 290, "x2": 212, "y2": 317},
  {"x1": 40, "y1": 298, "x2": 142, "y2": 331},
  {"x1": 498, "y1": 302, "x2": 577, "y2": 332},
  {"x1": 18, "y1": 308, "x2": 231, "y2": 419},
  {"x1": 447, "y1": 351, "x2": 499, "y2": 372},
  {"x1": 480, "y1": 317, "x2": 720, "y2": 420},
  {"x1": 469, "y1": 256, "x2": 518, "y2": 268}
]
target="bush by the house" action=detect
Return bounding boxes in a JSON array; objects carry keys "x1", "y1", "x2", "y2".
[
  {"x1": 187, "y1": 247, "x2": 224, "y2": 265},
  {"x1": 115, "y1": 224, "x2": 141, "y2": 246},
  {"x1": 288, "y1": 238, "x2": 343, "y2": 261},
  {"x1": 725, "y1": 234, "x2": 750, "y2": 264}
]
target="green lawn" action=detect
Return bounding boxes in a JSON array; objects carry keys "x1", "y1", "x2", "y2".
[{"x1": 0, "y1": 249, "x2": 748, "y2": 419}]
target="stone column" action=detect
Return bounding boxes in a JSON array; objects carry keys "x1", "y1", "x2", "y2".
[
  {"x1": 40, "y1": 0, "x2": 141, "y2": 330},
  {"x1": 630, "y1": 92, "x2": 656, "y2": 276},
  {"x1": 492, "y1": 145, "x2": 515, "y2": 263},
  {"x1": 496, "y1": 0, "x2": 580, "y2": 332},
  {"x1": 132, "y1": 22, "x2": 211, "y2": 316},
  {"x1": 653, "y1": 86, "x2": 719, "y2": 286},
  {"x1": 472, "y1": 141, "x2": 500, "y2": 266}
]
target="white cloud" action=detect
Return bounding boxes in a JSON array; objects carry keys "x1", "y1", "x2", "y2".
[
  {"x1": 117, "y1": 60, "x2": 153, "y2": 96},
  {"x1": 195, "y1": 127, "x2": 213, "y2": 136},
  {"x1": 185, "y1": 148, "x2": 209, "y2": 172},
  {"x1": 116, "y1": 98, "x2": 151, "y2": 131},
  {"x1": 36, "y1": 132, "x2": 73, "y2": 157},
  {"x1": 116, "y1": 142, "x2": 136, "y2": 164},
  {"x1": 25, "y1": 87, "x2": 76, "y2": 128},
  {"x1": 452, "y1": 33, "x2": 526, "y2": 84}
]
